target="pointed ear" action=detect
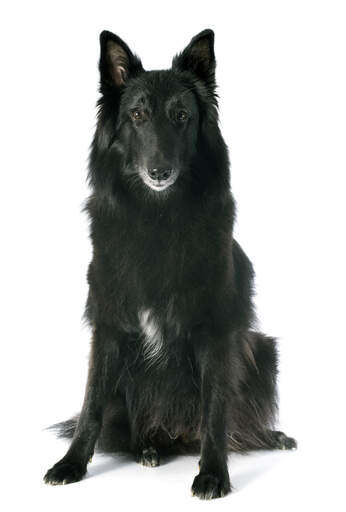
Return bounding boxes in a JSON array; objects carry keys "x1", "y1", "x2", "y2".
[
  {"x1": 172, "y1": 29, "x2": 215, "y2": 83},
  {"x1": 99, "y1": 31, "x2": 144, "y2": 88}
]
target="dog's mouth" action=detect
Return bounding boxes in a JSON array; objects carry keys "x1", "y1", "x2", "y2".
[{"x1": 139, "y1": 168, "x2": 179, "y2": 192}]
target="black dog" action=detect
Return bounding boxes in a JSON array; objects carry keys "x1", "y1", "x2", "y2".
[{"x1": 44, "y1": 29, "x2": 296, "y2": 499}]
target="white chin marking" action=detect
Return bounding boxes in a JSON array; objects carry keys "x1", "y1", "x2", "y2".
[{"x1": 147, "y1": 183, "x2": 170, "y2": 191}]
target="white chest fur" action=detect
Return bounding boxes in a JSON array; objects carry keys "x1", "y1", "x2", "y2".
[{"x1": 138, "y1": 308, "x2": 164, "y2": 365}]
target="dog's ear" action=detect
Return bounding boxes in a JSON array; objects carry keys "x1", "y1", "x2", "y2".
[
  {"x1": 172, "y1": 29, "x2": 215, "y2": 84},
  {"x1": 99, "y1": 31, "x2": 144, "y2": 88}
]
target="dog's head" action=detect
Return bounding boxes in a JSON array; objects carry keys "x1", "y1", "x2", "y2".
[{"x1": 90, "y1": 30, "x2": 228, "y2": 200}]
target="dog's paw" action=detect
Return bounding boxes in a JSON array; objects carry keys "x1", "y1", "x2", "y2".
[
  {"x1": 191, "y1": 472, "x2": 231, "y2": 500},
  {"x1": 44, "y1": 459, "x2": 86, "y2": 485},
  {"x1": 274, "y1": 431, "x2": 298, "y2": 451},
  {"x1": 137, "y1": 447, "x2": 160, "y2": 467}
]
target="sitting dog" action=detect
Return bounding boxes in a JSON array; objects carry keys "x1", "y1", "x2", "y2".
[{"x1": 44, "y1": 29, "x2": 296, "y2": 499}]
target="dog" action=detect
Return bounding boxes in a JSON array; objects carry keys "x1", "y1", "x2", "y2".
[{"x1": 44, "y1": 29, "x2": 296, "y2": 499}]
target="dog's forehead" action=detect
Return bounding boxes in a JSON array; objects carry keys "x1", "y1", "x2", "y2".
[{"x1": 123, "y1": 70, "x2": 195, "y2": 108}]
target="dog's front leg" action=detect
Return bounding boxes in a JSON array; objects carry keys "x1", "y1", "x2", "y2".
[
  {"x1": 44, "y1": 324, "x2": 121, "y2": 485},
  {"x1": 192, "y1": 336, "x2": 232, "y2": 499}
]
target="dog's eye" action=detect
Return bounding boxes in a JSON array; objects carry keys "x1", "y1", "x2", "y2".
[
  {"x1": 176, "y1": 110, "x2": 188, "y2": 122},
  {"x1": 131, "y1": 109, "x2": 143, "y2": 121}
]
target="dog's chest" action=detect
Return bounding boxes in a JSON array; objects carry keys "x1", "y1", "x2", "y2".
[{"x1": 138, "y1": 303, "x2": 182, "y2": 366}]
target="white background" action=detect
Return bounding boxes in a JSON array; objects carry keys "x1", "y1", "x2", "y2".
[{"x1": 1, "y1": 0, "x2": 345, "y2": 510}]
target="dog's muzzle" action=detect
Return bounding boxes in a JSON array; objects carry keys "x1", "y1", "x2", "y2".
[{"x1": 139, "y1": 167, "x2": 178, "y2": 191}]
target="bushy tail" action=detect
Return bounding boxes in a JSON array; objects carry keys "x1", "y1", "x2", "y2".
[
  {"x1": 47, "y1": 409, "x2": 133, "y2": 453},
  {"x1": 226, "y1": 331, "x2": 279, "y2": 452},
  {"x1": 47, "y1": 415, "x2": 79, "y2": 439}
]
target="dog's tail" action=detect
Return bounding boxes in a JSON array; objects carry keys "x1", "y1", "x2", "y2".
[
  {"x1": 47, "y1": 408, "x2": 133, "y2": 453},
  {"x1": 47, "y1": 415, "x2": 79, "y2": 439}
]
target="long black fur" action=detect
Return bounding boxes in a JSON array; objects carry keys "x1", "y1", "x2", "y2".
[{"x1": 44, "y1": 29, "x2": 296, "y2": 499}]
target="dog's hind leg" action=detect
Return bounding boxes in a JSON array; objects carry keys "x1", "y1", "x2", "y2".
[
  {"x1": 260, "y1": 430, "x2": 297, "y2": 450},
  {"x1": 132, "y1": 427, "x2": 178, "y2": 467},
  {"x1": 230, "y1": 331, "x2": 297, "y2": 452},
  {"x1": 133, "y1": 430, "x2": 161, "y2": 467},
  {"x1": 228, "y1": 428, "x2": 297, "y2": 452},
  {"x1": 130, "y1": 417, "x2": 162, "y2": 468},
  {"x1": 136, "y1": 446, "x2": 160, "y2": 467}
]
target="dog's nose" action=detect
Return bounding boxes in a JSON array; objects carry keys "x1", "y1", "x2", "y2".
[{"x1": 148, "y1": 168, "x2": 172, "y2": 181}]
